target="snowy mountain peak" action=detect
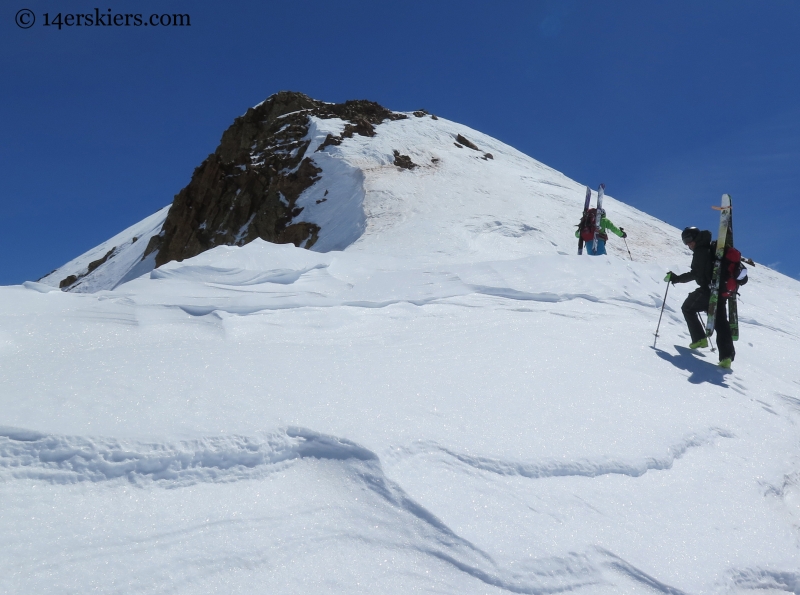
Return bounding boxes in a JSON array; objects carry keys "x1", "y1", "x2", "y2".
[
  {"x1": 7, "y1": 95, "x2": 800, "y2": 594},
  {"x1": 39, "y1": 92, "x2": 689, "y2": 293},
  {"x1": 146, "y1": 91, "x2": 409, "y2": 268},
  {"x1": 40, "y1": 92, "x2": 411, "y2": 292}
]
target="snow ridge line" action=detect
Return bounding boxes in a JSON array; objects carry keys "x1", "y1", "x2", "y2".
[
  {"x1": 150, "y1": 264, "x2": 330, "y2": 286},
  {"x1": 596, "y1": 548, "x2": 690, "y2": 595},
  {"x1": 467, "y1": 284, "x2": 656, "y2": 309},
  {"x1": 169, "y1": 286, "x2": 657, "y2": 318},
  {"x1": 0, "y1": 426, "x2": 374, "y2": 486},
  {"x1": 397, "y1": 429, "x2": 733, "y2": 480}
]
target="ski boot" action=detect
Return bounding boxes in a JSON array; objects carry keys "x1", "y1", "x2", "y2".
[{"x1": 689, "y1": 337, "x2": 708, "y2": 349}]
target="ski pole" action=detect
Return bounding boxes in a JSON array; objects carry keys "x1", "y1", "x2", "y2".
[
  {"x1": 707, "y1": 324, "x2": 716, "y2": 353},
  {"x1": 620, "y1": 228, "x2": 633, "y2": 261},
  {"x1": 653, "y1": 276, "x2": 671, "y2": 348}
]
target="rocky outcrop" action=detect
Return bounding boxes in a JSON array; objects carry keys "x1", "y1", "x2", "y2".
[
  {"x1": 393, "y1": 150, "x2": 418, "y2": 170},
  {"x1": 144, "y1": 91, "x2": 407, "y2": 268},
  {"x1": 59, "y1": 247, "x2": 116, "y2": 289},
  {"x1": 453, "y1": 133, "x2": 493, "y2": 161},
  {"x1": 455, "y1": 134, "x2": 480, "y2": 151}
]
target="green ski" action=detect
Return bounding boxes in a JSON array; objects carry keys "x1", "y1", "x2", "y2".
[{"x1": 726, "y1": 206, "x2": 739, "y2": 341}]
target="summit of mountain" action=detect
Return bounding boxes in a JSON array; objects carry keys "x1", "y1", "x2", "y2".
[
  {"x1": 39, "y1": 92, "x2": 403, "y2": 291},
  {"x1": 39, "y1": 91, "x2": 688, "y2": 293}
]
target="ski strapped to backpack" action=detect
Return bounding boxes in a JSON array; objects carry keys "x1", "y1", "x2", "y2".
[
  {"x1": 576, "y1": 184, "x2": 607, "y2": 253},
  {"x1": 705, "y1": 194, "x2": 731, "y2": 338},
  {"x1": 577, "y1": 186, "x2": 591, "y2": 255},
  {"x1": 721, "y1": 246, "x2": 753, "y2": 342},
  {"x1": 714, "y1": 196, "x2": 753, "y2": 341},
  {"x1": 593, "y1": 183, "x2": 605, "y2": 252}
]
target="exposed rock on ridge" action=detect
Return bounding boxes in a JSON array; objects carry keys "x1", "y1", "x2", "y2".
[
  {"x1": 143, "y1": 91, "x2": 407, "y2": 268},
  {"x1": 58, "y1": 247, "x2": 116, "y2": 289},
  {"x1": 392, "y1": 150, "x2": 418, "y2": 170}
]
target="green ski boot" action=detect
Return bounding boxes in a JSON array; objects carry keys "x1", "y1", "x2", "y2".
[
  {"x1": 689, "y1": 338, "x2": 708, "y2": 349},
  {"x1": 719, "y1": 358, "x2": 732, "y2": 369}
]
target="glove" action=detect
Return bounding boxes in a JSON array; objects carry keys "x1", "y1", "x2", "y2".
[
  {"x1": 621, "y1": 231, "x2": 627, "y2": 238},
  {"x1": 664, "y1": 272, "x2": 674, "y2": 283}
]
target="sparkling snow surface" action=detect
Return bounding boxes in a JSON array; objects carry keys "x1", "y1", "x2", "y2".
[{"x1": 2, "y1": 115, "x2": 800, "y2": 594}]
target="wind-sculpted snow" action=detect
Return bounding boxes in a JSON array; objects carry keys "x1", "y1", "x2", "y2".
[
  {"x1": 395, "y1": 428, "x2": 734, "y2": 481},
  {"x1": 4, "y1": 233, "x2": 800, "y2": 594},
  {"x1": 0, "y1": 426, "x2": 374, "y2": 486},
  {"x1": 727, "y1": 569, "x2": 800, "y2": 593},
  {"x1": 150, "y1": 263, "x2": 330, "y2": 286},
  {"x1": 0, "y1": 425, "x2": 699, "y2": 595},
  {"x1": 117, "y1": 238, "x2": 668, "y2": 319},
  {"x1": 598, "y1": 551, "x2": 691, "y2": 595}
]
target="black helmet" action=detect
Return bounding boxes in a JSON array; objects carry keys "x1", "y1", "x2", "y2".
[{"x1": 681, "y1": 227, "x2": 699, "y2": 244}]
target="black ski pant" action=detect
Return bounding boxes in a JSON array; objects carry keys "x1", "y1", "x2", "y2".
[{"x1": 681, "y1": 288, "x2": 735, "y2": 361}]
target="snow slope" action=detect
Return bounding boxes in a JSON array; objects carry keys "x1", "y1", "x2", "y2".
[
  {"x1": 297, "y1": 113, "x2": 683, "y2": 267},
  {"x1": 38, "y1": 205, "x2": 169, "y2": 292},
  {"x1": 38, "y1": 112, "x2": 687, "y2": 292},
  {"x1": 2, "y1": 110, "x2": 800, "y2": 594}
]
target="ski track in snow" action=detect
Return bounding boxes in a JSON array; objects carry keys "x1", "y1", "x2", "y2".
[{"x1": 0, "y1": 425, "x2": 707, "y2": 594}]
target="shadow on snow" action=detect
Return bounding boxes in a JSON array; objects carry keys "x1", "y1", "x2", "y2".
[{"x1": 652, "y1": 345, "x2": 731, "y2": 387}]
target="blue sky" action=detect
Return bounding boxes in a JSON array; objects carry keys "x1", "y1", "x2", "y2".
[{"x1": 2, "y1": 0, "x2": 799, "y2": 284}]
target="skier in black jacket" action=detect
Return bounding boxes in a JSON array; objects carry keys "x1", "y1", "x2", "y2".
[{"x1": 665, "y1": 227, "x2": 735, "y2": 368}]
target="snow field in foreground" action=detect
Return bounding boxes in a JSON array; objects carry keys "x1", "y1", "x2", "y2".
[{"x1": 2, "y1": 238, "x2": 800, "y2": 594}]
